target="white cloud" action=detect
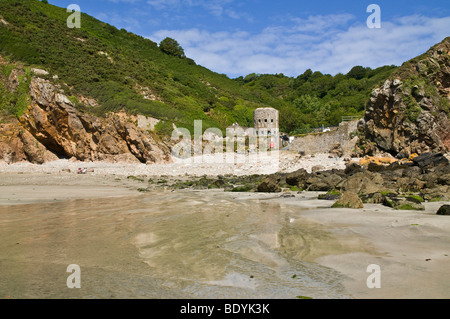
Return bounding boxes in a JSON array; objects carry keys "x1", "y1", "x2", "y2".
[
  {"x1": 150, "y1": 14, "x2": 450, "y2": 77},
  {"x1": 146, "y1": 0, "x2": 182, "y2": 10},
  {"x1": 107, "y1": 0, "x2": 141, "y2": 3},
  {"x1": 290, "y1": 13, "x2": 355, "y2": 33},
  {"x1": 146, "y1": 0, "x2": 240, "y2": 19}
]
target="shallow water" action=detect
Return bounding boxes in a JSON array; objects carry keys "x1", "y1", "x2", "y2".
[{"x1": 0, "y1": 190, "x2": 352, "y2": 299}]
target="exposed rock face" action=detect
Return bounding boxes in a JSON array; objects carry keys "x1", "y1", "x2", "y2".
[
  {"x1": 17, "y1": 77, "x2": 172, "y2": 164},
  {"x1": 0, "y1": 73, "x2": 172, "y2": 164},
  {"x1": 358, "y1": 37, "x2": 450, "y2": 157},
  {"x1": 0, "y1": 118, "x2": 58, "y2": 164}
]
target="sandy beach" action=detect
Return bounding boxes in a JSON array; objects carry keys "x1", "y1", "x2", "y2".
[
  {"x1": 0, "y1": 154, "x2": 449, "y2": 299},
  {"x1": 0, "y1": 151, "x2": 346, "y2": 177}
]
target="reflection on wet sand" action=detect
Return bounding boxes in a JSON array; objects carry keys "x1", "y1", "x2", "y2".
[{"x1": 0, "y1": 190, "x2": 362, "y2": 299}]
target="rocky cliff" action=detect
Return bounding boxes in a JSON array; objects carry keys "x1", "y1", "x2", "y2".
[
  {"x1": 357, "y1": 37, "x2": 450, "y2": 157},
  {"x1": 0, "y1": 64, "x2": 172, "y2": 164}
]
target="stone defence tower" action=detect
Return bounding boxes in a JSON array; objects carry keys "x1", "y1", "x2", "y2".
[{"x1": 253, "y1": 107, "x2": 279, "y2": 136}]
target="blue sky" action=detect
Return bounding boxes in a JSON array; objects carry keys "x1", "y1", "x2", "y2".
[{"x1": 51, "y1": 0, "x2": 450, "y2": 78}]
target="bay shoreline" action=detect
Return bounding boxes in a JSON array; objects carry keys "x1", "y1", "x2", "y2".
[{"x1": 0, "y1": 167, "x2": 449, "y2": 299}]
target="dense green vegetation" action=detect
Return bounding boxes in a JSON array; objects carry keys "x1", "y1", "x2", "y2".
[
  {"x1": 159, "y1": 37, "x2": 186, "y2": 58},
  {"x1": 0, "y1": 63, "x2": 32, "y2": 117},
  {"x1": 0, "y1": 0, "x2": 397, "y2": 135},
  {"x1": 234, "y1": 65, "x2": 397, "y2": 134}
]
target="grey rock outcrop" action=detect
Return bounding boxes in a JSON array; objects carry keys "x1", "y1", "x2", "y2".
[{"x1": 357, "y1": 37, "x2": 450, "y2": 157}]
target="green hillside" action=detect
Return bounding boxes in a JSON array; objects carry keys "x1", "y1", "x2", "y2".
[
  {"x1": 0, "y1": 0, "x2": 397, "y2": 135},
  {"x1": 234, "y1": 65, "x2": 397, "y2": 134}
]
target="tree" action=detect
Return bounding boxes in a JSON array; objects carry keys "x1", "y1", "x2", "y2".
[
  {"x1": 159, "y1": 37, "x2": 185, "y2": 58},
  {"x1": 298, "y1": 69, "x2": 313, "y2": 81},
  {"x1": 244, "y1": 73, "x2": 259, "y2": 83},
  {"x1": 41, "y1": 0, "x2": 49, "y2": 4},
  {"x1": 347, "y1": 66, "x2": 368, "y2": 80}
]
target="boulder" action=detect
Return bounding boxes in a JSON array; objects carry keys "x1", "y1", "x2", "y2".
[
  {"x1": 360, "y1": 192, "x2": 385, "y2": 204},
  {"x1": 437, "y1": 173, "x2": 450, "y2": 186},
  {"x1": 331, "y1": 192, "x2": 364, "y2": 209},
  {"x1": 257, "y1": 174, "x2": 282, "y2": 193},
  {"x1": 329, "y1": 142, "x2": 344, "y2": 158},
  {"x1": 306, "y1": 172, "x2": 342, "y2": 192},
  {"x1": 380, "y1": 168, "x2": 404, "y2": 181},
  {"x1": 367, "y1": 162, "x2": 385, "y2": 172},
  {"x1": 401, "y1": 166, "x2": 423, "y2": 178},
  {"x1": 386, "y1": 161, "x2": 415, "y2": 171},
  {"x1": 434, "y1": 164, "x2": 450, "y2": 185},
  {"x1": 336, "y1": 171, "x2": 384, "y2": 195},
  {"x1": 382, "y1": 196, "x2": 425, "y2": 211},
  {"x1": 306, "y1": 176, "x2": 332, "y2": 191},
  {"x1": 420, "y1": 185, "x2": 450, "y2": 201},
  {"x1": 344, "y1": 162, "x2": 364, "y2": 175},
  {"x1": 436, "y1": 205, "x2": 450, "y2": 216},
  {"x1": 396, "y1": 177, "x2": 426, "y2": 192},
  {"x1": 413, "y1": 153, "x2": 449, "y2": 170},
  {"x1": 285, "y1": 168, "x2": 309, "y2": 187}
]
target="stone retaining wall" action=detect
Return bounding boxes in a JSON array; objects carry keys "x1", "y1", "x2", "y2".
[{"x1": 290, "y1": 120, "x2": 359, "y2": 155}]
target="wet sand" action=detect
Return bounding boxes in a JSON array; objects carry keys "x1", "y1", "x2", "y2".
[{"x1": 0, "y1": 173, "x2": 449, "y2": 299}]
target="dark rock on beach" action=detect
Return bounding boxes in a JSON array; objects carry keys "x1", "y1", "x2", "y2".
[
  {"x1": 255, "y1": 152, "x2": 449, "y2": 209},
  {"x1": 436, "y1": 205, "x2": 450, "y2": 215},
  {"x1": 257, "y1": 174, "x2": 283, "y2": 193},
  {"x1": 344, "y1": 162, "x2": 364, "y2": 175},
  {"x1": 336, "y1": 171, "x2": 384, "y2": 195},
  {"x1": 331, "y1": 192, "x2": 364, "y2": 209},
  {"x1": 413, "y1": 153, "x2": 449, "y2": 170},
  {"x1": 285, "y1": 169, "x2": 309, "y2": 187},
  {"x1": 383, "y1": 196, "x2": 425, "y2": 211},
  {"x1": 360, "y1": 192, "x2": 386, "y2": 204}
]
